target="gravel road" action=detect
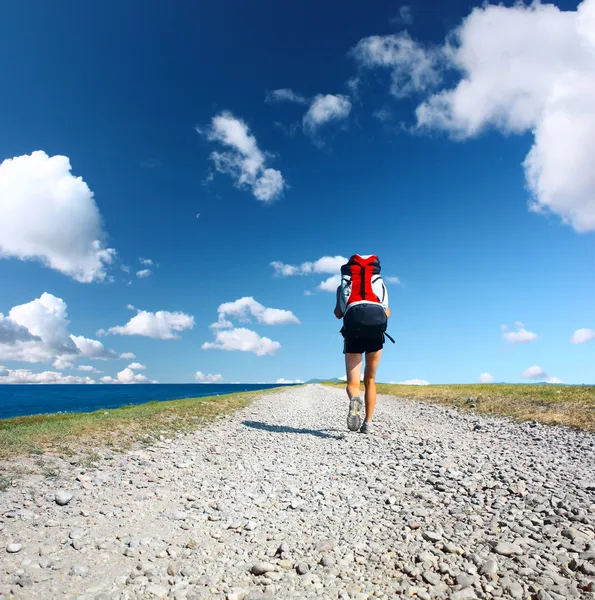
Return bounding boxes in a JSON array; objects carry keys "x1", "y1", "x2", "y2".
[{"x1": 1, "y1": 384, "x2": 595, "y2": 600}]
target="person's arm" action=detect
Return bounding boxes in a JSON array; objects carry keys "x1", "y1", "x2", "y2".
[
  {"x1": 334, "y1": 286, "x2": 343, "y2": 319},
  {"x1": 381, "y1": 280, "x2": 390, "y2": 318}
]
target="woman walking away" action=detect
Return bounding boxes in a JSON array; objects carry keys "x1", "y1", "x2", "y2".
[{"x1": 334, "y1": 254, "x2": 391, "y2": 434}]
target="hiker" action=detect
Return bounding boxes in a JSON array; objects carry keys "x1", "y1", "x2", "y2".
[{"x1": 334, "y1": 255, "x2": 392, "y2": 434}]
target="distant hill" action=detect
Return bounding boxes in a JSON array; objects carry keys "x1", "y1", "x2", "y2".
[{"x1": 306, "y1": 378, "x2": 342, "y2": 384}]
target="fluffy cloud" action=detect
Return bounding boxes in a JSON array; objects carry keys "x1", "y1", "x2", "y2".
[
  {"x1": 571, "y1": 328, "x2": 595, "y2": 344},
  {"x1": 77, "y1": 365, "x2": 102, "y2": 373},
  {"x1": 0, "y1": 151, "x2": 116, "y2": 282},
  {"x1": 352, "y1": 32, "x2": 442, "y2": 98},
  {"x1": 0, "y1": 293, "x2": 120, "y2": 365},
  {"x1": 128, "y1": 362, "x2": 146, "y2": 370},
  {"x1": 303, "y1": 94, "x2": 352, "y2": 134},
  {"x1": 53, "y1": 358, "x2": 73, "y2": 370},
  {"x1": 71, "y1": 335, "x2": 118, "y2": 359},
  {"x1": 102, "y1": 305, "x2": 194, "y2": 340},
  {"x1": 202, "y1": 328, "x2": 281, "y2": 356},
  {"x1": 0, "y1": 368, "x2": 95, "y2": 384},
  {"x1": 216, "y1": 297, "x2": 300, "y2": 326},
  {"x1": 195, "y1": 371, "x2": 223, "y2": 383},
  {"x1": 318, "y1": 275, "x2": 342, "y2": 292},
  {"x1": 353, "y1": 1, "x2": 595, "y2": 232},
  {"x1": 413, "y1": 0, "x2": 595, "y2": 232},
  {"x1": 265, "y1": 89, "x2": 309, "y2": 104},
  {"x1": 139, "y1": 258, "x2": 153, "y2": 266},
  {"x1": 100, "y1": 367, "x2": 154, "y2": 384},
  {"x1": 479, "y1": 372, "x2": 495, "y2": 383},
  {"x1": 136, "y1": 269, "x2": 152, "y2": 278},
  {"x1": 502, "y1": 327, "x2": 539, "y2": 344},
  {"x1": 205, "y1": 112, "x2": 285, "y2": 203},
  {"x1": 119, "y1": 352, "x2": 136, "y2": 360},
  {"x1": 522, "y1": 365, "x2": 562, "y2": 383},
  {"x1": 271, "y1": 256, "x2": 347, "y2": 276}
]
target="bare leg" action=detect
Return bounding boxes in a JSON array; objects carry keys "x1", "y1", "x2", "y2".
[
  {"x1": 363, "y1": 349, "x2": 382, "y2": 422},
  {"x1": 345, "y1": 353, "x2": 362, "y2": 399}
]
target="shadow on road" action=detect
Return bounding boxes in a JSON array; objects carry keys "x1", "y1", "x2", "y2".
[{"x1": 242, "y1": 420, "x2": 345, "y2": 440}]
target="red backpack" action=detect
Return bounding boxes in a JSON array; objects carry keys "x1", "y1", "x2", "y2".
[{"x1": 339, "y1": 255, "x2": 394, "y2": 342}]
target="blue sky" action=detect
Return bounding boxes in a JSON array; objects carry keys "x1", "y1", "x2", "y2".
[{"x1": 0, "y1": 0, "x2": 593, "y2": 385}]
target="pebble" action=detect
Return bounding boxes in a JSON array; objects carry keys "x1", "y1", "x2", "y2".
[
  {"x1": 6, "y1": 543, "x2": 22, "y2": 553},
  {"x1": 251, "y1": 562, "x2": 276, "y2": 575},
  {"x1": 55, "y1": 491, "x2": 73, "y2": 506},
  {"x1": 296, "y1": 562, "x2": 310, "y2": 575},
  {"x1": 494, "y1": 542, "x2": 524, "y2": 556}
]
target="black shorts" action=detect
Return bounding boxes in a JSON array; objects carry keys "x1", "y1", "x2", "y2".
[{"x1": 343, "y1": 335, "x2": 384, "y2": 355}]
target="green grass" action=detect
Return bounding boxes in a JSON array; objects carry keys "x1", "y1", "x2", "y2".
[
  {"x1": 0, "y1": 388, "x2": 277, "y2": 460},
  {"x1": 326, "y1": 382, "x2": 595, "y2": 431}
]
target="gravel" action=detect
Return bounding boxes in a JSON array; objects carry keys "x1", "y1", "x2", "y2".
[{"x1": 1, "y1": 383, "x2": 594, "y2": 599}]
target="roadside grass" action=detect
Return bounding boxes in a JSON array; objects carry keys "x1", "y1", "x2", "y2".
[
  {"x1": 0, "y1": 388, "x2": 277, "y2": 460},
  {"x1": 324, "y1": 382, "x2": 595, "y2": 431}
]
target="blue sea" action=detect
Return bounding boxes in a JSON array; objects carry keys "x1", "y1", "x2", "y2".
[{"x1": 0, "y1": 383, "x2": 293, "y2": 420}]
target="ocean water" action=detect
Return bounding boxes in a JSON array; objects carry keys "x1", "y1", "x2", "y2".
[{"x1": 0, "y1": 383, "x2": 292, "y2": 420}]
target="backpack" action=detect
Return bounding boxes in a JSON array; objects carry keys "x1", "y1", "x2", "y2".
[{"x1": 339, "y1": 255, "x2": 394, "y2": 342}]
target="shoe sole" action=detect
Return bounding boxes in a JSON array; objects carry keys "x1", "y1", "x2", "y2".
[{"x1": 347, "y1": 397, "x2": 362, "y2": 432}]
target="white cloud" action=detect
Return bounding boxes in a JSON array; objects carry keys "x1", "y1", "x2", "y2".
[
  {"x1": 385, "y1": 276, "x2": 401, "y2": 285},
  {"x1": 522, "y1": 365, "x2": 562, "y2": 383},
  {"x1": 205, "y1": 111, "x2": 285, "y2": 203},
  {"x1": 216, "y1": 297, "x2": 300, "y2": 326},
  {"x1": 8, "y1": 293, "x2": 78, "y2": 359},
  {"x1": 139, "y1": 257, "x2": 153, "y2": 266},
  {"x1": 78, "y1": 365, "x2": 101, "y2": 373},
  {"x1": 103, "y1": 306, "x2": 195, "y2": 340},
  {"x1": 522, "y1": 365, "x2": 547, "y2": 379},
  {"x1": 318, "y1": 274, "x2": 342, "y2": 292},
  {"x1": 0, "y1": 293, "x2": 119, "y2": 365},
  {"x1": 303, "y1": 94, "x2": 352, "y2": 134},
  {"x1": 393, "y1": 379, "x2": 430, "y2": 386},
  {"x1": 271, "y1": 255, "x2": 347, "y2": 276},
  {"x1": 571, "y1": 328, "x2": 595, "y2": 344},
  {"x1": 352, "y1": 31, "x2": 442, "y2": 98},
  {"x1": 202, "y1": 328, "x2": 281, "y2": 356},
  {"x1": 0, "y1": 368, "x2": 95, "y2": 384},
  {"x1": 71, "y1": 334, "x2": 118, "y2": 359},
  {"x1": 119, "y1": 352, "x2": 136, "y2": 360},
  {"x1": 265, "y1": 89, "x2": 309, "y2": 104},
  {"x1": 121, "y1": 265, "x2": 131, "y2": 274},
  {"x1": 195, "y1": 371, "x2": 223, "y2": 383},
  {"x1": 128, "y1": 362, "x2": 146, "y2": 370},
  {"x1": 411, "y1": 0, "x2": 595, "y2": 232},
  {"x1": 502, "y1": 327, "x2": 539, "y2": 344},
  {"x1": 514, "y1": 321, "x2": 525, "y2": 328},
  {"x1": 136, "y1": 269, "x2": 152, "y2": 278},
  {"x1": 479, "y1": 372, "x2": 495, "y2": 384},
  {"x1": 100, "y1": 367, "x2": 153, "y2": 384},
  {"x1": 276, "y1": 378, "x2": 302, "y2": 384},
  {"x1": 53, "y1": 358, "x2": 73, "y2": 370},
  {"x1": 0, "y1": 151, "x2": 116, "y2": 282}
]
